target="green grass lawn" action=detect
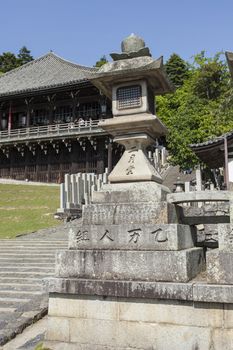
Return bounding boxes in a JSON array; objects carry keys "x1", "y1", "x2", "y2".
[{"x1": 0, "y1": 184, "x2": 60, "y2": 239}]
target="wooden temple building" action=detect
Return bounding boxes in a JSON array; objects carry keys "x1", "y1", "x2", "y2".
[{"x1": 0, "y1": 52, "x2": 122, "y2": 182}]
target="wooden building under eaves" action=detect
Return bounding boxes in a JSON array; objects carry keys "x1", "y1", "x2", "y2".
[
  {"x1": 190, "y1": 51, "x2": 233, "y2": 189},
  {"x1": 0, "y1": 52, "x2": 121, "y2": 182}
]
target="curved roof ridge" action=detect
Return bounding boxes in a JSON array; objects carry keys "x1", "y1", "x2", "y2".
[
  {"x1": 0, "y1": 51, "x2": 99, "y2": 97},
  {"x1": 0, "y1": 51, "x2": 97, "y2": 80},
  {"x1": 0, "y1": 52, "x2": 53, "y2": 78},
  {"x1": 50, "y1": 52, "x2": 98, "y2": 72}
]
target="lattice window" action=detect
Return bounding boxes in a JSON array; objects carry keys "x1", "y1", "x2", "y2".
[{"x1": 117, "y1": 85, "x2": 142, "y2": 110}]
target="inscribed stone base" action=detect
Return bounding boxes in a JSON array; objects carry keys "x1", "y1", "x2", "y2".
[
  {"x1": 82, "y1": 202, "x2": 175, "y2": 225},
  {"x1": 44, "y1": 294, "x2": 233, "y2": 350},
  {"x1": 82, "y1": 182, "x2": 174, "y2": 225},
  {"x1": 207, "y1": 249, "x2": 233, "y2": 284},
  {"x1": 56, "y1": 247, "x2": 204, "y2": 283},
  {"x1": 68, "y1": 223, "x2": 195, "y2": 251}
]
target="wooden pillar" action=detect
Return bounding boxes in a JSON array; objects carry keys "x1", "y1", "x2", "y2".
[
  {"x1": 25, "y1": 98, "x2": 33, "y2": 128},
  {"x1": 47, "y1": 144, "x2": 51, "y2": 183},
  {"x1": 9, "y1": 147, "x2": 14, "y2": 179},
  {"x1": 71, "y1": 91, "x2": 79, "y2": 122},
  {"x1": 25, "y1": 146, "x2": 29, "y2": 180},
  {"x1": 71, "y1": 141, "x2": 79, "y2": 174},
  {"x1": 8, "y1": 102, "x2": 12, "y2": 132},
  {"x1": 47, "y1": 94, "x2": 56, "y2": 125},
  {"x1": 107, "y1": 138, "x2": 113, "y2": 174},
  {"x1": 96, "y1": 138, "x2": 105, "y2": 174},
  {"x1": 35, "y1": 145, "x2": 40, "y2": 182},
  {"x1": 85, "y1": 140, "x2": 90, "y2": 173},
  {"x1": 0, "y1": 107, "x2": 2, "y2": 131},
  {"x1": 224, "y1": 136, "x2": 229, "y2": 190}
]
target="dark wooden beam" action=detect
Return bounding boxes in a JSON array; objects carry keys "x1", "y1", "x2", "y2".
[
  {"x1": 107, "y1": 138, "x2": 113, "y2": 174},
  {"x1": 224, "y1": 136, "x2": 229, "y2": 189}
]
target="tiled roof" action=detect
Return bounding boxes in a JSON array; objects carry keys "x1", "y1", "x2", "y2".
[
  {"x1": 0, "y1": 52, "x2": 98, "y2": 97},
  {"x1": 190, "y1": 131, "x2": 233, "y2": 150}
]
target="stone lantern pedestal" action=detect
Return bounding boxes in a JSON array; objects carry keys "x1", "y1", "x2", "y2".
[{"x1": 44, "y1": 34, "x2": 204, "y2": 350}]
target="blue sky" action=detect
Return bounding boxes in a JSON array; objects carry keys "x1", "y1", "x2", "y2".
[{"x1": 1, "y1": 0, "x2": 232, "y2": 66}]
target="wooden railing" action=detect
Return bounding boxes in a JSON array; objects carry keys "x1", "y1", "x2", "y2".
[{"x1": 0, "y1": 120, "x2": 105, "y2": 143}]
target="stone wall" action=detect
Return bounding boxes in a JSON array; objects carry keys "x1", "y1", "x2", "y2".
[{"x1": 44, "y1": 294, "x2": 233, "y2": 350}]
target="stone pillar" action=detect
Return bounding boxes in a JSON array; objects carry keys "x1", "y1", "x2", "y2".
[
  {"x1": 60, "y1": 183, "x2": 66, "y2": 210},
  {"x1": 207, "y1": 222, "x2": 233, "y2": 283},
  {"x1": 196, "y1": 167, "x2": 202, "y2": 191},
  {"x1": 71, "y1": 174, "x2": 78, "y2": 207},
  {"x1": 64, "y1": 174, "x2": 72, "y2": 209},
  {"x1": 185, "y1": 181, "x2": 190, "y2": 193}
]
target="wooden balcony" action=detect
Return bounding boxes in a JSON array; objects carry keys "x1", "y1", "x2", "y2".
[{"x1": 0, "y1": 120, "x2": 106, "y2": 145}]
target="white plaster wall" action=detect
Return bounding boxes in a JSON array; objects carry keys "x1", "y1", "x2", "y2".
[{"x1": 228, "y1": 159, "x2": 233, "y2": 182}]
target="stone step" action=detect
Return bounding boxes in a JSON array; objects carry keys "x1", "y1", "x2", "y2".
[
  {"x1": 0, "y1": 277, "x2": 41, "y2": 282},
  {"x1": 0, "y1": 284, "x2": 43, "y2": 291},
  {"x1": 0, "y1": 272, "x2": 54, "y2": 278},
  {"x1": 0, "y1": 234, "x2": 68, "y2": 346},
  {"x1": 1, "y1": 252, "x2": 54, "y2": 258},
  {"x1": 0, "y1": 240, "x2": 68, "y2": 248},
  {"x1": 0, "y1": 258, "x2": 55, "y2": 263},
  {"x1": 0, "y1": 243, "x2": 67, "y2": 245},
  {"x1": 0, "y1": 290, "x2": 42, "y2": 296},
  {"x1": 0, "y1": 297, "x2": 30, "y2": 303},
  {"x1": 0, "y1": 307, "x2": 16, "y2": 313},
  {"x1": 1, "y1": 239, "x2": 66, "y2": 244},
  {"x1": 0, "y1": 262, "x2": 55, "y2": 267},
  {"x1": 0, "y1": 245, "x2": 67, "y2": 249},
  {"x1": 0, "y1": 266, "x2": 54, "y2": 271}
]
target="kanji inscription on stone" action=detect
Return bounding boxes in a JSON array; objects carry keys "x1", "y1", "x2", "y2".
[
  {"x1": 100, "y1": 229, "x2": 114, "y2": 242},
  {"x1": 75, "y1": 230, "x2": 89, "y2": 243},
  {"x1": 151, "y1": 228, "x2": 168, "y2": 242},
  {"x1": 126, "y1": 153, "x2": 136, "y2": 175},
  {"x1": 226, "y1": 228, "x2": 233, "y2": 245},
  {"x1": 128, "y1": 228, "x2": 141, "y2": 243}
]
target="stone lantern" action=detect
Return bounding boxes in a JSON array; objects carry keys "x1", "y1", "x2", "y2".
[
  {"x1": 45, "y1": 35, "x2": 204, "y2": 350},
  {"x1": 91, "y1": 33, "x2": 173, "y2": 184}
]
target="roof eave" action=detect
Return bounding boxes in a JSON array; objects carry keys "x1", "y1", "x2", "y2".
[{"x1": 0, "y1": 79, "x2": 93, "y2": 100}]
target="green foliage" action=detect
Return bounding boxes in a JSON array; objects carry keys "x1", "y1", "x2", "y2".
[
  {"x1": 95, "y1": 55, "x2": 108, "y2": 68},
  {"x1": 165, "y1": 53, "x2": 189, "y2": 88},
  {"x1": 18, "y1": 46, "x2": 34, "y2": 65},
  {"x1": 157, "y1": 52, "x2": 233, "y2": 169},
  {"x1": 0, "y1": 52, "x2": 18, "y2": 73},
  {"x1": 0, "y1": 46, "x2": 33, "y2": 73},
  {"x1": 191, "y1": 51, "x2": 228, "y2": 100}
]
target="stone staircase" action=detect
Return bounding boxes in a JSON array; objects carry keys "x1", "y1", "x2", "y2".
[{"x1": 0, "y1": 239, "x2": 68, "y2": 346}]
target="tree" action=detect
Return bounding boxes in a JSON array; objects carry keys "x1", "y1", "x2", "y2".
[
  {"x1": 94, "y1": 55, "x2": 108, "y2": 68},
  {"x1": 165, "y1": 53, "x2": 189, "y2": 88},
  {"x1": 157, "y1": 52, "x2": 233, "y2": 169},
  {"x1": 0, "y1": 52, "x2": 18, "y2": 73},
  {"x1": 0, "y1": 46, "x2": 34, "y2": 73},
  {"x1": 17, "y1": 46, "x2": 33, "y2": 65},
  {"x1": 191, "y1": 52, "x2": 228, "y2": 100}
]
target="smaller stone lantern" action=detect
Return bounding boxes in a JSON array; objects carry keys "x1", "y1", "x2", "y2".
[{"x1": 91, "y1": 33, "x2": 173, "y2": 183}]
